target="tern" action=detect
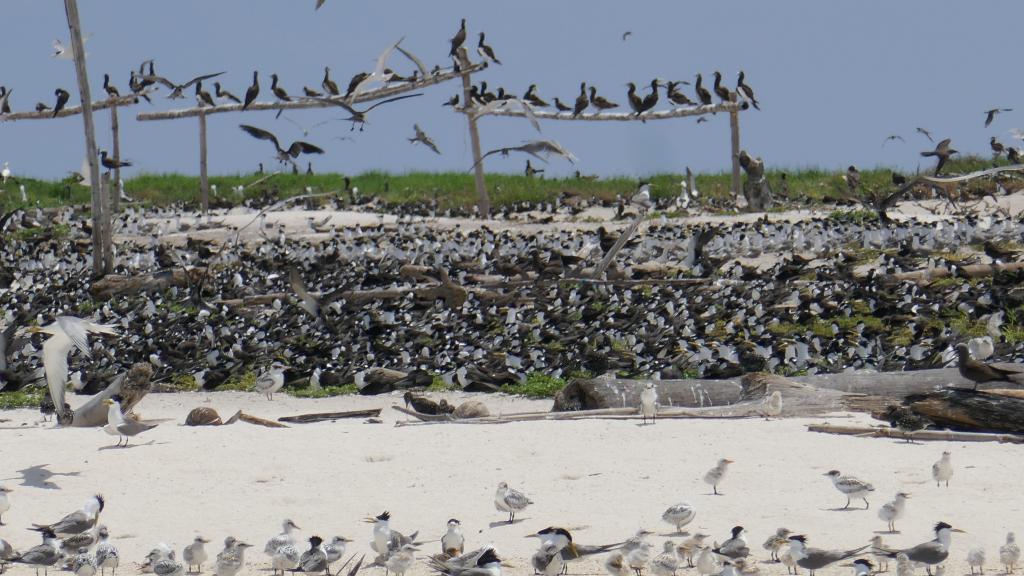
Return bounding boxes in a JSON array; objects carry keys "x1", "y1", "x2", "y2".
[
  {"x1": 475, "y1": 140, "x2": 576, "y2": 169},
  {"x1": 265, "y1": 519, "x2": 301, "y2": 556},
  {"x1": 494, "y1": 482, "x2": 532, "y2": 523},
  {"x1": 968, "y1": 548, "x2": 986, "y2": 575},
  {"x1": 846, "y1": 559, "x2": 873, "y2": 576},
  {"x1": 71, "y1": 547, "x2": 97, "y2": 576},
  {"x1": 214, "y1": 538, "x2": 251, "y2": 576},
  {"x1": 1001, "y1": 532, "x2": 1020, "y2": 573},
  {"x1": 294, "y1": 536, "x2": 328, "y2": 575},
  {"x1": 142, "y1": 71, "x2": 225, "y2": 100},
  {"x1": 824, "y1": 470, "x2": 874, "y2": 509},
  {"x1": 677, "y1": 533, "x2": 708, "y2": 567},
  {"x1": 312, "y1": 93, "x2": 423, "y2": 131},
  {"x1": 874, "y1": 522, "x2": 965, "y2": 575},
  {"x1": 365, "y1": 511, "x2": 419, "y2": 560},
  {"x1": 183, "y1": 536, "x2": 210, "y2": 573},
  {"x1": 441, "y1": 520, "x2": 464, "y2": 557},
  {"x1": 661, "y1": 503, "x2": 695, "y2": 533},
  {"x1": 148, "y1": 549, "x2": 185, "y2": 576},
  {"x1": 409, "y1": 124, "x2": 441, "y2": 154},
  {"x1": 386, "y1": 544, "x2": 418, "y2": 576},
  {"x1": 323, "y1": 536, "x2": 352, "y2": 569},
  {"x1": 763, "y1": 528, "x2": 792, "y2": 562},
  {"x1": 640, "y1": 381, "x2": 657, "y2": 423},
  {"x1": 272, "y1": 544, "x2": 300, "y2": 576},
  {"x1": 103, "y1": 395, "x2": 157, "y2": 447},
  {"x1": 715, "y1": 527, "x2": 750, "y2": 559},
  {"x1": 787, "y1": 535, "x2": 867, "y2": 576},
  {"x1": 650, "y1": 542, "x2": 679, "y2": 576},
  {"x1": 878, "y1": 492, "x2": 910, "y2": 533},
  {"x1": 11, "y1": 528, "x2": 61, "y2": 576},
  {"x1": 255, "y1": 362, "x2": 288, "y2": 400},
  {"x1": 606, "y1": 552, "x2": 631, "y2": 576},
  {"x1": 32, "y1": 495, "x2": 105, "y2": 537},
  {"x1": 703, "y1": 458, "x2": 733, "y2": 495},
  {"x1": 429, "y1": 547, "x2": 501, "y2": 576},
  {"x1": 869, "y1": 536, "x2": 889, "y2": 572}
]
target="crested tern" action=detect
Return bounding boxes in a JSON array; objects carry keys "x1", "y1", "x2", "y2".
[
  {"x1": 272, "y1": 544, "x2": 300, "y2": 576},
  {"x1": 787, "y1": 535, "x2": 868, "y2": 576},
  {"x1": 606, "y1": 551, "x2": 631, "y2": 576},
  {"x1": 715, "y1": 527, "x2": 750, "y2": 559},
  {"x1": 703, "y1": 459, "x2": 734, "y2": 495},
  {"x1": 92, "y1": 527, "x2": 117, "y2": 576},
  {"x1": 324, "y1": 536, "x2": 352, "y2": 569},
  {"x1": 148, "y1": 549, "x2": 185, "y2": 576},
  {"x1": 386, "y1": 544, "x2": 417, "y2": 576},
  {"x1": 11, "y1": 528, "x2": 61, "y2": 576},
  {"x1": 428, "y1": 547, "x2": 502, "y2": 576},
  {"x1": 366, "y1": 511, "x2": 419, "y2": 561},
  {"x1": 103, "y1": 395, "x2": 157, "y2": 446},
  {"x1": 32, "y1": 495, "x2": 105, "y2": 536},
  {"x1": 494, "y1": 482, "x2": 532, "y2": 523},
  {"x1": 650, "y1": 541, "x2": 680, "y2": 576},
  {"x1": 895, "y1": 553, "x2": 914, "y2": 576},
  {"x1": 677, "y1": 533, "x2": 708, "y2": 567},
  {"x1": 874, "y1": 522, "x2": 965, "y2": 575},
  {"x1": 214, "y1": 538, "x2": 251, "y2": 576},
  {"x1": 295, "y1": 536, "x2": 328, "y2": 575},
  {"x1": 869, "y1": 536, "x2": 889, "y2": 572},
  {"x1": 824, "y1": 470, "x2": 874, "y2": 509}
]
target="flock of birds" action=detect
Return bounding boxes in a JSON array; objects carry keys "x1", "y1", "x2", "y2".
[{"x1": 0, "y1": 453, "x2": 1021, "y2": 576}]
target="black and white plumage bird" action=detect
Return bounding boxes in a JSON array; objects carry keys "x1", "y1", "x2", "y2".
[
  {"x1": 195, "y1": 81, "x2": 216, "y2": 107},
  {"x1": 32, "y1": 495, "x2": 105, "y2": 537},
  {"x1": 53, "y1": 88, "x2": 70, "y2": 117},
  {"x1": 714, "y1": 526, "x2": 750, "y2": 559},
  {"x1": 824, "y1": 470, "x2": 874, "y2": 509},
  {"x1": 712, "y1": 71, "x2": 732, "y2": 102},
  {"x1": 588, "y1": 86, "x2": 618, "y2": 111},
  {"x1": 523, "y1": 85, "x2": 548, "y2": 108},
  {"x1": 873, "y1": 522, "x2": 964, "y2": 575},
  {"x1": 214, "y1": 82, "x2": 241, "y2": 104},
  {"x1": 985, "y1": 108, "x2": 1013, "y2": 127},
  {"x1": 12, "y1": 529, "x2": 61, "y2": 576},
  {"x1": 102, "y1": 74, "x2": 119, "y2": 99},
  {"x1": 736, "y1": 71, "x2": 759, "y2": 109},
  {"x1": 143, "y1": 71, "x2": 225, "y2": 99},
  {"x1": 787, "y1": 535, "x2": 868, "y2": 576},
  {"x1": 312, "y1": 93, "x2": 423, "y2": 131},
  {"x1": 441, "y1": 520, "x2": 464, "y2": 557},
  {"x1": 476, "y1": 33, "x2": 501, "y2": 65},
  {"x1": 238, "y1": 125, "x2": 324, "y2": 167},
  {"x1": 409, "y1": 124, "x2": 441, "y2": 154},
  {"x1": 695, "y1": 74, "x2": 712, "y2": 106}
]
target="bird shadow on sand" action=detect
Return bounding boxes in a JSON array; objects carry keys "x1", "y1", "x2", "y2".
[
  {"x1": 4, "y1": 464, "x2": 82, "y2": 490},
  {"x1": 874, "y1": 530, "x2": 901, "y2": 534},
  {"x1": 97, "y1": 440, "x2": 160, "y2": 451},
  {"x1": 823, "y1": 507, "x2": 863, "y2": 512},
  {"x1": 488, "y1": 518, "x2": 530, "y2": 529}
]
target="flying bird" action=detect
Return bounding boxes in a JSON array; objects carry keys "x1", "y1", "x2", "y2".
[
  {"x1": 915, "y1": 127, "x2": 934, "y2": 142},
  {"x1": 312, "y1": 93, "x2": 423, "y2": 131},
  {"x1": 474, "y1": 140, "x2": 577, "y2": 169},
  {"x1": 920, "y1": 138, "x2": 958, "y2": 176},
  {"x1": 143, "y1": 71, "x2": 226, "y2": 99},
  {"x1": 622, "y1": 31, "x2": 633, "y2": 41},
  {"x1": 238, "y1": 124, "x2": 324, "y2": 167},
  {"x1": 985, "y1": 108, "x2": 1013, "y2": 127},
  {"x1": 52, "y1": 36, "x2": 89, "y2": 60},
  {"x1": 882, "y1": 134, "x2": 905, "y2": 146},
  {"x1": 409, "y1": 124, "x2": 440, "y2": 154}
]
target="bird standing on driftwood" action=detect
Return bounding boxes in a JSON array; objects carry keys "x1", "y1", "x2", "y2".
[{"x1": 954, "y1": 343, "x2": 1021, "y2": 390}]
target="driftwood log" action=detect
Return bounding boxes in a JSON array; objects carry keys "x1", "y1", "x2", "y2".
[
  {"x1": 884, "y1": 261, "x2": 1024, "y2": 284},
  {"x1": 807, "y1": 423, "x2": 1024, "y2": 444},
  {"x1": 904, "y1": 389, "x2": 1024, "y2": 434},
  {"x1": 554, "y1": 367, "x2": 1024, "y2": 412},
  {"x1": 71, "y1": 363, "x2": 153, "y2": 427},
  {"x1": 90, "y1": 268, "x2": 207, "y2": 300},
  {"x1": 278, "y1": 408, "x2": 382, "y2": 424}
]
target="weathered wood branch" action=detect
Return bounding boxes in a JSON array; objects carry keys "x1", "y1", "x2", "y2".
[
  {"x1": 906, "y1": 388, "x2": 1024, "y2": 434},
  {"x1": 136, "y1": 64, "x2": 486, "y2": 122},
  {"x1": 807, "y1": 423, "x2": 1024, "y2": 444},
  {"x1": 90, "y1": 268, "x2": 207, "y2": 300},
  {"x1": 592, "y1": 215, "x2": 644, "y2": 277},
  {"x1": 466, "y1": 101, "x2": 744, "y2": 123},
  {"x1": 884, "y1": 261, "x2": 1024, "y2": 283},
  {"x1": 278, "y1": 408, "x2": 382, "y2": 424},
  {"x1": 919, "y1": 164, "x2": 1024, "y2": 183},
  {"x1": 0, "y1": 92, "x2": 149, "y2": 122}
]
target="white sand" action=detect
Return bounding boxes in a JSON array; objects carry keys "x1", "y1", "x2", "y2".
[{"x1": 0, "y1": 391, "x2": 1019, "y2": 576}]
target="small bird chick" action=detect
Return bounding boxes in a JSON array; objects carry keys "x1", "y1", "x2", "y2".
[
  {"x1": 704, "y1": 459, "x2": 734, "y2": 495},
  {"x1": 968, "y1": 547, "x2": 986, "y2": 575},
  {"x1": 932, "y1": 451, "x2": 953, "y2": 487},
  {"x1": 640, "y1": 382, "x2": 657, "y2": 424}
]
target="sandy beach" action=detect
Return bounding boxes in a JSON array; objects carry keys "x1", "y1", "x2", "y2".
[{"x1": 1, "y1": 391, "x2": 1019, "y2": 576}]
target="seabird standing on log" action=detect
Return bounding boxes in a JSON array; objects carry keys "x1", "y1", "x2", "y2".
[
  {"x1": 477, "y1": 33, "x2": 501, "y2": 65},
  {"x1": 243, "y1": 71, "x2": 260, "y2": 110},
  {"x1": 322, "y1": 67, "x2": 339, "y2": 96},
  {"x1": 736, "y1": 71, "x2": 759, "y2": 109},
  {"x1": 196, "y1": 81, "x2": 216, "y2": 107},
  {"x1": 523, "y1": 85, "x2": 548, "y2": 108},
  {"x1": 100, "y1": 150, "x2": 132, "y2": 172},
  {"x1": 553, "y1": 98, "x2": 572, "y2": 112},
  {"x1": 270, "y1": 74, "x2": 292, "y2": 102},
  {"x1": 712, "y1": 71, "x2": 731, "y2": 102},
  {"x1": 215, "y1": 82, "x2": 241, "y2": 104},
  {"x1": 103, "y1": 75, "x2": 119, "y2": 99},
  {"x1": 449, "y1": 19, "x2": 467, "y2": 58},
  {"x1": 53, "y1": 88, "x2": 70, "y2": 117},
  {"x1": 589, "y1": 86, "x2": 618, "y2": 111},
  {"x1": 695, "y1": 74, "x2": 712, "y2": 106},
  {"x1": 572, "y1": 83, "x2": 589, "y2": 117}
]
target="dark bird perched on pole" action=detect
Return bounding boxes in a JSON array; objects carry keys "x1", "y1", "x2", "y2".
[
  {"x1": 736, "y1": 71, "x2": 759, "y2": 110},
  {"x1": 449, "y1": 18, "x2": 467, "y2": 57},
  {"x1": 215, "y1": 82, "x2": 241, "y2": 104},
  {"x1": 477, "y1": 33, "x2": 501, "y2": 65},
  {"x1": 53, "y1": 88, "x2": 70, "y2": 116},
  {"x1": 695, "y1": 74, "x2": 712, "y2": 105},
  {"x1": 243, "y1": 71, "x2": 259, "y2": 110},
  {"x1": 321, "y1": 67, "x2": 339, "y2": 96},
  {"x1": 572, "y1": 83, "x2": 588, "y2": 117},
  {"x1": 712, "y1": 71, "x2": 731, "y2": 103}
]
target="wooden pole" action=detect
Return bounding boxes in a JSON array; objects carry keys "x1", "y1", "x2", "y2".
[
  {"x1": 63, "y1": 0, "x2": 104, "y2": 277},
  {"x1": 110, "y1": 102, "x2": 120, "y2": 212},
  {"x1": 457, "y1": 50, "x2": 489, "y2": 218},
  {"x1": 99, "y1": 172, "x2": 113, "y2": 274},
  {"x1": 199, "y1": 110, "x2": 209, "y2": 214},
  {"x1": 729, "y1": 106, "x2": 742, "y2": 197}
]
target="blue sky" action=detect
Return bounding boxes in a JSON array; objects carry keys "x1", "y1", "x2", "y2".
[{"x1": 0, "y1": 1, "x2": 1020, "y2": 180}]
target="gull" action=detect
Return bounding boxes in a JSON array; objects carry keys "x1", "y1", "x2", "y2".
[
  {"x1": 879, "y1": 492, "x2": 910, "y2": 533},
  {"x1": 295, "y1": 536, "x2": 328, "y2": 575},
  {"x1": 265, "y1": 519, "x2": 301, "y2": 556},
  {"x1": 968, "y1": 547, "x2": 987, "y2": 574},
  {"x1": 94, "y1": 524, "x2": 117, "y2": 573},
  {"x1": 312, "y1": 93, "x2": 423, "y2": 131},
  {"x1": 650, "y1": 541, "x2": 680, "y2": 576},
  {"x1": 474, "y1": 140, "x2": 577, "y2": 169},
  {"x1": 254, "y1": 362, "x2": 288, "y2": 400},
  {"x1": 787, "y1": 535, "x2": 867, "y2": 576},
  {"x1": 71, "y1": 547, "x2": 97, "y2": 576},
  {"x1": 760, "y1": 391, "x2": 782, "y2": 419},
  {"x1": 494, "y1": 481, "x2": 532, "y2": 523},
  {"x1": 32, "y1": 495, "x2": 105, "y2": 537},
  {"x1": 409, "y1": 124, "x2": 441, "y2": 154},
  {"x1": 428, "y1": 547, "x2": 502, "y2": 576},
  {"x1": 442, "y1": 519, "x2": 464, "y2": 557},
  {"x1": 762, "y1": 529, "x2": 791, "y2": 562},
  {"x1": 824, "y1": 470, "x2": 874, "y2": 509},
  {"x1": 985, "y1": 108, "x2": 1013, "y2": 127},
  {"x1": 143, "y1": 71, "x2": 226, "y2": 99},
  {"x1": 386, "y1": 544, "x2": 418, "y2": 576},
  {"x1": 661, "y1": 503, "x2": 695, "y2": 533},
  {"x1": 183, "y1": 536, "x2": 210, "y2": 573},
  {"x1": 607, "y1": 552, "x2": 632, "y2": 576},
  {"x1": 631, "y1": 182, "x2": 654, "y2": 211},
  {"x1": 272, "y1": 544, "x2": 300, "y2": 576},
  {"x1": 23, "y1": 316, "x2": 118, "y2": 425},
  {"x1": 324, "y1": 536, "x2": 352, "y2": 569},
  {"x1": 640, "y1": 381, "x2": 657, "y2": 423},
  {"x1": 874, "y1": 522, "x2": 965, "y2": 575},
  {"x1": 214, "y1": 538, "x2": 251, "y2": 576},
  {"x1": 11, "y1": 528, "x2": 61, "y2": 576},
  {"x1": 238, "y1": 125, "x2": 324, "y2": 168},
  {"x1": 0, "y1": 484, "x2": 10, "y2": 524},
  {"x1": 715, "y1": 527, "x2": 749, "y2": 559},
  {"x1": 103, "y1": 395, "x2": 157, "y2": 447},
  {"x1": 1001, "y1": 532, "x2": 1020, "y2": 573},
  {"x1": 703, "y1": 458, "x2": 733, "y2": 495}
]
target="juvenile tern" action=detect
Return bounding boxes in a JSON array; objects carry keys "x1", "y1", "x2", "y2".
[
  {"x1": 650, "y1": 541, "x2": 680, "y2": 576},
  {"x1": 214, "y1": 538, "x2": 251, "y2": 576},
  {"x1": 386, "y1": 544, "x2": 418, "y2": 576},
  {"x1": 183, "y1": 536, "x2": 210, "y2": 573},
  {"x1": 627, "y1": 541, "x2": 652, "y2": 576},
  {"x1": 762, "y1": 528, "x2": 791, "y2": 562},
  {"x1": 103, "y1": 395, "x2": 157, "y2": 446},
  {"x1": 324, "y1": 536, "x2": 352, "y2": 569},
  {"x1": 90, "y1": 530, "x2": 114, "y2": 571},
  {"x1": 824, "y1": 470, "x2": 874, "y2": 509},
  {"x1": 895, "y1": 553, "x2": 914, "y2": 576},
  {"x1": 661, "y1": 503, "x2": 695, "y2": 533},
  {"x1": 265, "y1": 519, "x2": 301, "y2": 556},
  {"x1": 494, "y1": 482, "x2": 532, "y2": 523},
  {"x1": 847, "y1": 559, "x2": 872, "y2": 576},
  {"x1": 878, "y1": 492, "x2": 910, "y2": 533},
  {"x1": 703, "y1": 459, "x2": 734, "y2": 495},
  {"x1": 968, "y1": 547, "x2": 986, "y2": 574},
  {"x1": 71, "y1": 548, "x2": 97, "y2": 576},
  {"x1": 695, "y1": 545, "x2": 720, "y2": 576},
  {"x1": 272, "y1": 544, "x2": 300, "y2": 576},
  {"x1": 606, "y1": 552, "x2": 631, "y2": 576},
  {"x1": 442, "y1": 519, "x2": 464, "y2": 557},
  {"x1": 148, "y1": 549, "x2": 185, "y2": 576},
  {"x1": 677, "y1": 533, "x2": 708, "y2": 567},
  {"x1": 874, "y1": 522, "x2": 965, "y2": 575},
  {"x1": 1001, "y1": 532, "x2": 1020, "y2": 573},
  {"x1": 869, "y1": 536, "x2": 889, "y2": 572},
  {"x1": 760, "y1": 391, "x2": 782, "y2": 419},
  {"x1": 640, "y1": 381, "x2": 657, "y2": 424},
  {"x1": 786, "y1": 535, "x2": 867, "y2": 576}
]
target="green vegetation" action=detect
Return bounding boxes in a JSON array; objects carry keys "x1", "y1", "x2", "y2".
[
  {"x1": 3, "y1": 154, "x2": 1006, "y2": 212},
  {"x1": 500, "y1": 373, "x2": 568, "y2": 399},
  {"x1": 168, "y1": 374, "x2": 199, "y2": 392},
  {"x1": 290, "y1": 384, "x2": 359, "y2": 398},
  {"x1": 0, "y1": 388, "x2": 44, "y2": 409},
  {"x1": 218, "y1": 371, "x2": 257, "y2": 392}
]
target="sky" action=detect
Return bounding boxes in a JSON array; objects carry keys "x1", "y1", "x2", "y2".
[{"x1": 0, "y1": 1, "x2": 1021, "y2": 181}]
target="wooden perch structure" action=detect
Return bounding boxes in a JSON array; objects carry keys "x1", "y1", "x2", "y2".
[
  {"x1": 884, "y1": 261, "x2": 1024, "y2": 283},
  {"x1": 467, "y1": 101, "x2": 744, "y2": 123},
  {"x1": 0, "y1": 93, "x2": 148, "y2": 122},
  {"x1": 136, "y1": 64, "x2": 485, "y2": 122}
]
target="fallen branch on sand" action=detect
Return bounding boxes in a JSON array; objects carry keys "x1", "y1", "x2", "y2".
[
  {"x1": 883, "y1": 261, "x2": 1024, "y2": 284},
  {"x1": 807, "y1": 423, "x2": 1024, "y2": 444},
  {"x1": 278, "y1": 408, "x2": 382, "y2": 424}
]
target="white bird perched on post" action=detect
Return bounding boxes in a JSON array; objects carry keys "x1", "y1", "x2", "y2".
[
  {"x1": 23, "y1": 317, "x2": 119, "y2": 425},
  {"x1": 703, "y1": 458, "x2": 734, "y2": 495},
  {"x1": 640, "y1": 382, "x2": 657, "y2": 424},
  {"x1": 932, "y1": 452, "x2": 953, "y2": 487},
  {"x1": 661, "y1": 503, "x2": 695, "y2": 534},
  {"x1": 254, "y1": 362, "x2": 287, "y2": 400},
  {"x1": 968, "y1": 547, "x2": 986, "y2": 575},
  {"x1": 1001, "y1": 532, "x2": 1020, "y2": 574},
  {"x1": 494, "y1": 482, "x2": 532, "y2": 524},
  {"x1": 824, "y1": 470, "x2": 874, "y2": 509},
  {"x1": 878, "y1": 492, "x2": 910, "y2": 533}
]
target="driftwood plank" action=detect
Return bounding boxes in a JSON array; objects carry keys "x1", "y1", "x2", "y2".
[
  {"x1": 278, "y1": 408, "x2": 382, "y2": 424},
  {"x1": 239, "y1": 412, "x2": 289, "y2": 428},
  {"x1": 807, "y1": 423, "x2": 1024, "y2": 444}
]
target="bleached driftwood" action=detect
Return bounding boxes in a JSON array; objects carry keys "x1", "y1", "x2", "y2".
[
  {"x1": 136, "y1": 63, "x2": 486, "y2": 122},
  {"x1": 807, "y1": 423, "x2": 1024, "y2": 444},
  {"x1": 469, "y1": 101, "x2": 743, "y2": 123},
  {"x1": 0, "y1": 93, "x2": 149, "y2": 122},
  {"x1": 278, "y1": 408, "x2": 382, "y2": 424},
  {"x1": 90, "y1": 268, "x2": 207, "y2": 299},
  {"x1": 885, "y1": 261, "x2": 1024, "y2": 283}
]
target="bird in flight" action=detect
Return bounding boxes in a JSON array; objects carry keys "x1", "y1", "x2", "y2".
[
  {"x1": 882, "y1": 134, "x2": 905, "y2": 147},
  {"x1": 238, "y1": 124, "x2": 324, "y2": 167},
  {"x1": 915, "y1": 127, "x2": 934, "y2": 142},
  {"x1": 474, "y1": 139, "x2": 577, "y2": 169},
  {"x1": 984, "y1": 108, "x2": 1013, "y2": 128},
  {"x1": 920, "y1": 138, "x2": 958, "y2": 176},
  {"x1": 622, "y1": 31, "x2": 633, "y2": 41},
  {"x1": 143, "y1": 71, "x2": 226, "y2": 99},
  {"x1": 313, "y1": 93, "x2": 423, "y2": 131},
  {"x1": 409, "y1": 124, "x2": 440, "y2": 154}
]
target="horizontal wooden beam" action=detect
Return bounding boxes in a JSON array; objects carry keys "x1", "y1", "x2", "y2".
[
  {"x1": 136, "y1": 63, "x2": 486, "y2": 122},
  {"x1": 465, "y1": 100, "x2": 745, "y2": 123},
  {"x1": 0, "y1": 92, "x2": 147, "y2": 122}
]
